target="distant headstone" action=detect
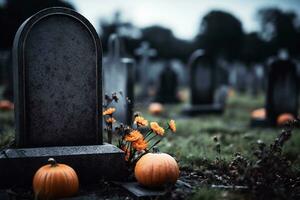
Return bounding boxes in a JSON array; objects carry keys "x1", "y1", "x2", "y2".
[
  {"x1": 0, "y1": 51, "x2": 13, "y2": 101},
  {"x1": 266, "y1": 59, "x2": 299, "y2": 124},
  {"x1": 134, "y1": 41, "x2": 156, "y2": 98},
  {"x1": 2, "y1": 53, "x2": 13, "y2": 101},
  {"x1": 235, "y1": 65, "x2": 248, "y2": 93},
  {"x1": 0, "y1": 7, "x2": 126, "y2": 188},
  {"x1": 251, "y1": 64, "x2": 265, "y2": 95},
  {"x1": 0, "y1": 51, "x2": 9, "y2": 85},
  {"x1": 103, "y1": 34, "x2": 135, "y2": 125},
  {"x1": 155, "y1": 61, "x2": 179, "y2": 103},
  {"x1": 183, "y1": 50, "x2": 224, "y2": 115},
  {"x1": 251, "y1": 58, "x2": 299, "y2": 126},
  {"x1": 215, "y1": 57, "x2": 229, "y2": 87}
]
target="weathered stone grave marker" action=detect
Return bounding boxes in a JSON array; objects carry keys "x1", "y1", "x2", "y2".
[
  {"x1": 251, "y1": 58, "x2": 299, "y2": 126},
  {"x1": 155, "y1": 61, "x2": 179, "y2": 103},
  {"x1": 183, "y1": 50, "x2": 225, "y2": 115},
  {"x1": 103, "y1": 34, "x2": 135, "y2": 125},
  {"x1": 267, "y1": 59, "x2": 299, "y2": 122},
  {"x1": 0, "y1": 7, "x2": 126, "y2": 188},
  {"x1": 234, "y1": 64, "x2": 248, "y2": 93},
  {"x1": 134, "y1": 41, "x2": 156, "y2": 99}
]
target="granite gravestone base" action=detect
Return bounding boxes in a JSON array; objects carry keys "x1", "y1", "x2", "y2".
[
  {"x1": 0, "y1": 7, "x2": 126, "y2": 189},
  {"x1": 0, "y1": 144, "x2": 126, "y2": 188}
]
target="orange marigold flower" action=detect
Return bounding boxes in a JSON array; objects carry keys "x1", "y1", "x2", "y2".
[
  {"x1": 134, "y1": 116, "x2": 148, "y2": 126},
  {"x1": 106, "y1": 117, "x2": 116, "y2": 123},
  {"x1": 132, "y1": 139, "x2": 148, "y2": 152},
  {"x1": 124, "y1": 130, "x2": 143, "y2": 142},
  {"x1": 103, "y1": 107, "x2": 116, "y2": 115},
  {"x1": 169, "y1": 120, "x2": 176, "y2": 133},
  {"x1": 150, "y1": 122, "x2": 165, "y2": 136}
]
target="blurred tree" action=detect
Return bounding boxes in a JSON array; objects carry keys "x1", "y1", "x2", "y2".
[
  {"x1": 0, "y1": 0, "x2": 74, "y2": 50},
  {"x1": 100, "y1": 11, "x2": 142, "y2": 57},
  {"x1": 142, "y1": 26, "x2": 194, "y2": 61},
  {"x1": 242, "y1": 32, "x2": 269, "y2": 65},
  {"x1": 258, "y1": 8, "x2": 299, "y2": 56},
  {"x1": 196, "y1": 10, "x2": 244, "y2": 61},
  {"x1": 142, "y1": 26, "x2": 173, "y2": 59}
]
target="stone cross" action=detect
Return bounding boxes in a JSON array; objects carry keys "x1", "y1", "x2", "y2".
[
  {"x1": 134, "y1": 41, "x2": 156, "y2": 98},
  {"x1": 103, "y1": 34, "x2": 135, "y2": 125},
  {"x1": 0, "y1": 7, "x2": 125, "y2": 188}
]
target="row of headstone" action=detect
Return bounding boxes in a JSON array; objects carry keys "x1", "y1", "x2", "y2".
[
  {"x1": 228, "y1": 62, "x2": 266, "y2": 96},
  {"x1": 0, "y1": 7, "x2": 126, "y2": 188},
  {"x1": 103, "y1": 34, "x2": 135, "y2": 125},
  {"x1": 134, "y1": 58, "x2": 186, "y2": 104}
]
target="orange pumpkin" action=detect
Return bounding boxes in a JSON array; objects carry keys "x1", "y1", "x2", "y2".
[
  {"x1": 251, "y1": 108, "x2": 266, "y2": 119},
  {"x1": 135, "y1": 152, "x2": 179, "y2": 187},
  {"x1": 227, "y1": 88, "x2": 235, "y2": 98},
  {"x1": 33, "y1": 158, "x2": 79, "y2": 200},
  {"x1": 0, "y1": 100, "x2": 14, "y2": 111},
  {"x1": 148, "y1": 103, "x2": 164, "y2": 115},
  {"x1": 277, "y1": 113, "x2": 295, "y2": 126}
]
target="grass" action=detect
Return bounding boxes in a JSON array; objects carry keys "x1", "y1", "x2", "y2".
[
  {"x1": 137, "y1": 93, "x2": 300, "y2": 169},
  {"x1": 137, "y1": 92, "x2": 300, "y2": 199}
]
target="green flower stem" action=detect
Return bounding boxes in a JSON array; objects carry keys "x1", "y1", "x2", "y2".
[
  {"x1": 148, "y1": 138, "x2": 162, "y2": 151},
  {"x1": 144, "y1": 130, "x2": 153, "y2": 139},
  {"x1": 146, "y1": 134, "x2": 158, "y2": 143}
]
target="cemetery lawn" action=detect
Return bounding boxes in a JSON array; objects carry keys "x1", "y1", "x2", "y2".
[
  {"x1": 1, "y1": 93, "x2": 300, "y2": 199},
  {"x1": 137, "y1": 93, "x2": 300, "y2": 199}
]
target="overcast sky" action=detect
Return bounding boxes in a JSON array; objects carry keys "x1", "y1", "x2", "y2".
[{"x1": 66, "y1": 0, "x2": 300, "y2": 40}]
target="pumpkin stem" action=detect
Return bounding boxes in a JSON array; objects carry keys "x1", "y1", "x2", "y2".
[
  {"x1": 152, "y1": 146, "x2": 160, "y2": 153},
  {"x1": 48, "y1": 158, "x2": 58, "y2": 167}
]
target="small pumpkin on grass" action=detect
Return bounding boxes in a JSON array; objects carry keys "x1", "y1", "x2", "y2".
[
  {"x1": 277, "y1": 113, "x2": 295, "y2": 126},
  {"x1": 251, "y1": 108, "x2": 266, "y2": 119},
  {"x1": 148, "y1": 102, "x2": 164, "y2": 115},
  {"x1": 33, "y1": 158, "x2": 79, "y2": 200},
  {"x1": 134, "y1": 149, "x2": 179, "y2": 188},
  {"x1": 0, "y1": 100, "x2": 14, "y2": 111}
]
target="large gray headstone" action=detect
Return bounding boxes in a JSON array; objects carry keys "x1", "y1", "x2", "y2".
[
  {"x1": 13, "y1": 7, "x2": 102, "y2": 147},
  {"x1": 103, "y1": 34, "x2": 135, "y2": 125},
  {"x1": 0, "y1": 8, "x2": 127, "y2": 189}
]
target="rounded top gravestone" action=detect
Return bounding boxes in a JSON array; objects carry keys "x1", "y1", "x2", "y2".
[
  {"x1": 266, "y1": 58, "x2": 299, "y2": 125},
  {"x1": 188, "y1": 49, "x2": 216, "y2": 105},
  {"x1": 13, "y1": 7, "x2": 103, "y2": 147}
]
